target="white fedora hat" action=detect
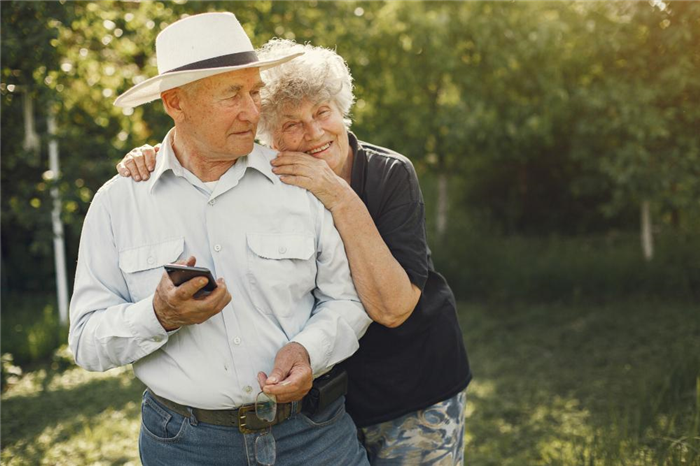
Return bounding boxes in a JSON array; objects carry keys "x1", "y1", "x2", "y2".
[{"x1": 114, "y1": 12, "x2": 302, "y2": 108}]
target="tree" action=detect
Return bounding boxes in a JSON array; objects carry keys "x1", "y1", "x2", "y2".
[{"x1": 571, "y1": 1, "x2": 700, "y2": 259}]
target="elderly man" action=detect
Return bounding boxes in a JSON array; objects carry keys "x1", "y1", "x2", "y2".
[{"x1": 68, "y1": 12, "x2": 371, "y2": 466}]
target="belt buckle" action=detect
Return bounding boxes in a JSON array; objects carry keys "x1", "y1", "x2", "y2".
[{"x1": 238, "y1": 404, "x2": 271, "y2": 434}]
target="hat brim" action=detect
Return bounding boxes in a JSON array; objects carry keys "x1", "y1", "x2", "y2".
[{"x1": 114, "y1": 52, "x2": 303, "y2": 108}]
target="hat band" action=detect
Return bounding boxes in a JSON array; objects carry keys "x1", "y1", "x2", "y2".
[{"x1": 165, "y1": 51, "x2": 259, "y2": 74}]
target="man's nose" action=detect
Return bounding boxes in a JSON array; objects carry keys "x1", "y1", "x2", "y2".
[{"x1": 238, "y1": 93, "x2": 260, "y2": 122}]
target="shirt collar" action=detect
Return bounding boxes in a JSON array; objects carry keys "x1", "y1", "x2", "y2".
[
  {"x1": 245, "y1": 144, "x2": 278, "y2": 185},
  {"x1": 148, "y1": 130, "x2": 277, "y2": 193},
  {"x1": 147, "y1": 128, "x2": 184, "y2": 193}
]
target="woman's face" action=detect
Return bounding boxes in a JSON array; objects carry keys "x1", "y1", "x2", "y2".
[{"x1": 271, "y1": 99, "x2": 351, "y2": 176}]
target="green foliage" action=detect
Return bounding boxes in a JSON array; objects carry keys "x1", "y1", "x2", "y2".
[
  {"x1": 2, "y1": 1, "x2": 699, "y2": 294},
  {"x1": 569, "y1": 2, "x2": 700, "y2": 225},
  {"x1": 1, "y1": 293, "x2": 68, "y2": 368}
]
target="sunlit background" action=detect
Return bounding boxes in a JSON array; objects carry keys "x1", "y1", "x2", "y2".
[{"x1": 2, "y1": 1, "x2": 699, "y2": 465}]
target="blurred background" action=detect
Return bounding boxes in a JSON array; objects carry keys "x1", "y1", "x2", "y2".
[{"x1": 2, "y1": 1, "x2": 699, "y2": 465}]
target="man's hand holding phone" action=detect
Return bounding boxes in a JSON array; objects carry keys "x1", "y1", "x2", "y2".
[{"x1": 153, "y1": 256, "x2": 231, "y2": 331}]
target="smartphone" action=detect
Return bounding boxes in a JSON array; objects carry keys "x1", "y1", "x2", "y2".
[{"x1": 164, "y1": 264, "x2": 218, "y2": 298}]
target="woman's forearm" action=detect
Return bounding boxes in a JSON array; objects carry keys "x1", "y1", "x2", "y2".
[{"x1": 330, "y1": 187, "x2": 421, "y2": 328}]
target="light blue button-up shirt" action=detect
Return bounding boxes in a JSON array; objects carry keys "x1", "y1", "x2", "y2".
[{"x1": 69, "y1": 129, "x2": 371, "y2": 409}]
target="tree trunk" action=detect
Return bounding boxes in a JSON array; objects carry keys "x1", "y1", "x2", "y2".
[
  {"x1": 22, "y1": 90, "x2": 40, "y2": 153},
  {"x1": 48, "y1": 111, "x2": 69, "y2": 324},
  {"x1": 436, "y1": 172, "x2": 449, "y2": 238},
  {"x1": 641, "y1": 199, "x2": 654, "y2": 261}
]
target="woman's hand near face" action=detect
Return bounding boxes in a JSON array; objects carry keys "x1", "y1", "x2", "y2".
[
  {"x1": 271, "y1": 151, "x2": 354, "y2": 212},
  {"x1": 116, "y1": 144, "x2": 161, "y2": 181}
]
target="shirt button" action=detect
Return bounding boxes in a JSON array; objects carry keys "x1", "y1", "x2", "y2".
[
  {"x1": 233, "y1": 337, "x2": 241, "y2": 345},
  {"x1": 147, "y1": 256, "x2": 155, "y2": 265},
  {"x1": 278, "y1": 246, "x2": 287, "y2": 254},
  {"x1": 244, "y1": 385, "x2": 253, "y2": 394},
  {"x1": 154, "y1": 336, "x2": 163, "y2": 343},
  {"x1": 209, "y1": 199, "x2": 216, "y2": 206},
  {"x1": 214, "y1": 244, "x2": 222, "y2": 252}
]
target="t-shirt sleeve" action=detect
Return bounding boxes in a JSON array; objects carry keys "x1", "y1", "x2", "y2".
[{"x1": 373, "y1": 161, "x2": 430, "y2": 291}]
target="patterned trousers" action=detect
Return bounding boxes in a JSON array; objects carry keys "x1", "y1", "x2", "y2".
[{"x1": 358, "y1": 390, "x2": 467, "y2": 465}]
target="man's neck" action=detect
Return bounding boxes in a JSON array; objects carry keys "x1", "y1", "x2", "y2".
[{"x1": 171, "y1": 130, "x2": 240, "y2": 182}]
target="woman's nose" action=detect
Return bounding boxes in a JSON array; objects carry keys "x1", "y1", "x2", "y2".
[{"x1": 303, "y1": 119, "x2": 324, "y2": 140}]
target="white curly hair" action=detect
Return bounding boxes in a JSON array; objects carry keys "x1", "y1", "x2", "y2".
[{"x1": 256, "y1": 39, "x2": 355, "y2": 147}]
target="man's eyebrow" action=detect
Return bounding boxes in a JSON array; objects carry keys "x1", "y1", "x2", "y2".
[
  {"x1": 223, "y1": 82, "x2": 265, "y2": 94},
  {"x1": 224, "y1": 85, "x2": 243, "y2": 94}
]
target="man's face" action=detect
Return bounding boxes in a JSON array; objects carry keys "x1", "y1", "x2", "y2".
[
  {"x1": 178, "y1": 68, "x2": 264, "y2": 158},
  {"x1": 272, "y1": 99, "x2": 350, "y2": 175}
]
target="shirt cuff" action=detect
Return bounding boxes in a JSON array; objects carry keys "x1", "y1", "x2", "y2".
[
  {"x1": 291, "y1": 329, "x2": 330, "y2": 376},
  {"x1": 124, "y1": 294, "x2": 172, "y2": 348}
]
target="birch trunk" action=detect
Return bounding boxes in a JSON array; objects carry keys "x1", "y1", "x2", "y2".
[
  {"x1": 23, "y1": 90, "x2": 40, "y2": 152},
  {"x1": 641, "y1": 199, "x2": 654, "y2": 261},
  {"x1": 48, "y1": 112, "x2": 69, "y2": 324}
]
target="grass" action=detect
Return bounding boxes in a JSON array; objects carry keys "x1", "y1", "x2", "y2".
[
  {"x1": 2, "y1": 298, "x2": 699, "y2": 465},
  {"x1": 460, "y1": 299, "x2": 700, "y2": 465},
  {"x1": 1, "y1": 347, "x2": 145, "y2": 465}
]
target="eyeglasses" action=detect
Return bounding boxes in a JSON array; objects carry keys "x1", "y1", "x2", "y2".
[{"x1": 254, "y1": 391, "x2": 277, "y2": 465}]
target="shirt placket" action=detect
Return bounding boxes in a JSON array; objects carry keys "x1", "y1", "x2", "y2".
[{"x1": 206, "y1": 170, "x2": 259, "y2": 405}]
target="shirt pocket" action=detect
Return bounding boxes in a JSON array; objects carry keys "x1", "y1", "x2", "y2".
[
  {"x1": 119, "y1": 237, "x2": 185, "y2": 302},
  {"x1": 246, "y1": 232, "x2": 316, "y2": 317}
]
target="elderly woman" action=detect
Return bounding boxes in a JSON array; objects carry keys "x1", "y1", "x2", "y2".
[{"x1": 118, "y1": 39, "x2": 471, "y2": 465}]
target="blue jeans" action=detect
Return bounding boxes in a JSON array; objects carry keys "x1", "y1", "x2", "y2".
[{"x1": 139, "y1": 389, "x2": 369, "y2": 466}]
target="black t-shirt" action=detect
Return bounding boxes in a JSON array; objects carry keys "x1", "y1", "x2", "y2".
[{"x1": 340, "y1": 133, "x2": 472, "y2": 428}]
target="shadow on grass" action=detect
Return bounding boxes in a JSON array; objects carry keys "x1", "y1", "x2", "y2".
[
  {"x1": 458, "y1": 299, "x2": 700, "y2": 466},
  {"x1": 2, "y1": 367, "x2": 145, "y2": 460}
]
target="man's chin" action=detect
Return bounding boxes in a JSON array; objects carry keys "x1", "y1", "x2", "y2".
[{"x1": 229, "y1": 140, "x2": 255, "y2": 157}]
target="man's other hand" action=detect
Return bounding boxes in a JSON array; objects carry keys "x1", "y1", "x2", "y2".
[
  {"x1": 152, "y1": 256, "x2": 231, "y2": 331},
  {"x1": 257, "y1": 342, "x2": 313, "y2": 403}
]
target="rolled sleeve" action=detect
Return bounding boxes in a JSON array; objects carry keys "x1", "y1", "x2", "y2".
[{"x1": 69, "y1": 194, "x2": 170, "y2": 372}]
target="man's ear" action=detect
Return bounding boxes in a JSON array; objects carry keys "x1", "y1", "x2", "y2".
[{"x1": 161, "y1": 88, "x2": 185, "y2": 123}]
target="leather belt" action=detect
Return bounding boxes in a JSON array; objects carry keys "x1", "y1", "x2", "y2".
[{"x1": 148, "y1": 390, "x2": 302, "y2": 433}]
